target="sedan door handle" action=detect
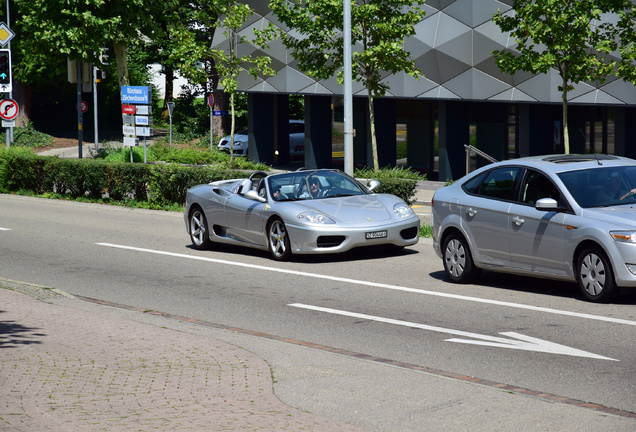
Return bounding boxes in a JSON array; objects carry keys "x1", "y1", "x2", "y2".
[
  {"x1": 466, "y1": 208, "x2": 476, "y2": 218},
  {"x1": 512, "y1": 216, "x2": 524, "y2": 226}
]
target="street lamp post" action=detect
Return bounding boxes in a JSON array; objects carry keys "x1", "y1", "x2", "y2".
[{"x1": 343, "y1": 0, "x2": 354, "y2": 176}]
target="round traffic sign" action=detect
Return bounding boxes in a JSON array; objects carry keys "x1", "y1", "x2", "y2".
[
  {"x1": 208, "y1": 93, "x2": 214, "y2": 108},
  {"x1": 0, "y1": 98, "x2": 18, "y2": 120},
  {"x1": 76, "y1": 100, "x2": 88, "y2": 113}
]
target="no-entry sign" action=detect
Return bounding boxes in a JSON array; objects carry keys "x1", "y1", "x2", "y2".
[{"x1": 0, "y1": 99, "x2": 18, "y2": 120}]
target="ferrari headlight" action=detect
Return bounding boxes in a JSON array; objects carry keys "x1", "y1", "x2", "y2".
[
  {"x1": 393, "y1": 203, "x2": 414, "y2": 218},
  {"x1": 610, "y1": 231, "x2": 636, "y2": 243},
  {"x1": 297, "y1": 211, "x2": 335, "y2": 224}
]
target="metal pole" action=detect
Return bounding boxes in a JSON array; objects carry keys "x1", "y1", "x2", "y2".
[
  {"x1": 6, "y1": 0, "x2": 13, "y2": 145},
  {"x1": 93, "y1": 65, "x2": 99, "y2": 150},
  {"x1": 343, "y1": 0, "x2": 354, "y2": 176},
  {"x1": 77, "y1": 61, "x2": 83, "y2": 159}
]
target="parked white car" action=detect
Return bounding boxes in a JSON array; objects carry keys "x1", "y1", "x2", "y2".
[{"x1": 218, "y1": 119, "x2": 305, "y2": 158}]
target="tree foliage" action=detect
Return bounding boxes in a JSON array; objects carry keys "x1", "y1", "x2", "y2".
[
  {"x1": 269, "y1": 0, "x2": 424, "y2": 171},
  {"x1": 13, "y1": 0, "x2": 178, "y2": 87},
  {"x1": 493, "y1": 0, "x2": 636, "y2": 154},
  {"x1": 210, "y1": 2, "x2": 276, "y2": 166}
]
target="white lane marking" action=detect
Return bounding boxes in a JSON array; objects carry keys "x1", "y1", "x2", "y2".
[
  {"x1": 0, "y1": 227, "x2": 11, "y2": 230},
  {"x1": 96, "y1": 243, "x2": 636, "y2": 326},
  {"x1": 289, "y1": 303, "x2": 618, "y2": 361}
]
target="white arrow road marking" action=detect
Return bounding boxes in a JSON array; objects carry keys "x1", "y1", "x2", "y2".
[
  {"x1": 96, "y1": 243, "x2": 636, "y2": 327},
  {"x1": 289, "y1": 303, "x2": 618, "y2": 361}
]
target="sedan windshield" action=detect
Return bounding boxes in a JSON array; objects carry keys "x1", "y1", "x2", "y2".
[
  {"x1": 267, "y1": 170, "x2": 368, "y2": 201},
  {"x1": 558, "y1": 166, "x2": 636, "y2": 208}
]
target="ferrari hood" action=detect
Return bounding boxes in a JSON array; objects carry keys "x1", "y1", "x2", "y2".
[{"x1": 303, "y1": 195, "x2": 392, "y2": 223}]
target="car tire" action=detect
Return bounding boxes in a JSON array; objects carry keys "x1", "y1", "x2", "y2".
[
  {"x1": 268, "y1": 218, "x2": 291, "y2": 261},
  {"x1": 443, "y1": 233, "x2": 479, "y2": 284},
  {"x1": 189, "y1": 207, "x2": 212, "y2": 250},
  {"x1": 577, "y1": 246, "x2": 618, "y2": 303}
]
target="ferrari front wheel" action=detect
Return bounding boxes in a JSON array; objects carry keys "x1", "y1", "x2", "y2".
[
  {"x1": 268, "y1": 218, "x2": 291, "y2": 261},
  {"x1": 189, "y1": 207, "x2": 212, "y2": 250}
]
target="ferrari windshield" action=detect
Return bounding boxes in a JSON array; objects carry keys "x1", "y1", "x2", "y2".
[
  {"x1": 267, "y1": 170, "x2": 368, "y2": 201},
  {"x1": 558, "y1": 166, "x2": 636, "y2": 208}
]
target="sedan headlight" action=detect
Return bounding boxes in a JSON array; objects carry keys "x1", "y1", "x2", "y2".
[
  {"x1": 393, "y1": 203, "x2": 414, "y2": 218},
  {"x1": 297, "y1": 211, "x2": 335, "y2": 224},
  {"x1": 610, "y1": 231, "x2": 636, "y2": 243}
]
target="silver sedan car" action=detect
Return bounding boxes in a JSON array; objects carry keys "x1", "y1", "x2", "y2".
[
  {"x1": 432, "y1": 154, "x2": 636, "y2": 302},
  {"x1": 185, "y1": 169, "x2": 420, "y2": 260}
]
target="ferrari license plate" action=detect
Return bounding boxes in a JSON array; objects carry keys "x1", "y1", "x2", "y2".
[{"x1": 365, "y1": 230, "x2": 387, "y2": 239}]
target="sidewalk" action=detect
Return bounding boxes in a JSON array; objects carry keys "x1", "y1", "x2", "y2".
[
  {"x1": 2, "y1": 280, "x2": 634, "y2": 432},
  {"x1": 0, "y1": 282, "x2": 366, "y2": 432}
]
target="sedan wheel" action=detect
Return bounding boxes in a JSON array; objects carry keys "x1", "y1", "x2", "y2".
[
  {"x1": 443, "y1": 233, "x2": 479, "y2": 283},
  {"x1": 268, "y1": 218, "x2": 291, "y2": 261},
  {"x1": 577, "y1": 246, "x2": 617, "y2": 302},
  {"x1": 189, "y1": 207, "x2": 211, "y2": 250}
]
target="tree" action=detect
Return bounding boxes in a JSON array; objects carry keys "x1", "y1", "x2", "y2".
[
  {"x1": 269, "y1": 0, "x2": 424, "y2": 171},
  {"x1": 210, "y1": 2, "x2": 275, "y2": 166},
  {"x1": 13, "y1": 0, "x2": 177, "y2": 88},
  {"x1": 493, "y1": 0, "x2": 636, "y2": 154}
]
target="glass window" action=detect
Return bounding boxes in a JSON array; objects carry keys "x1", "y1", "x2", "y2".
[
  {"x1": 462, "y1": 167, "x2": 520, "y2": 201},
  {"x1": 519, "y1": 170, "x2": 560, "y2": 206},
  {"x1": 558, "y1": 166, "x2": 636, "y2": 208}
]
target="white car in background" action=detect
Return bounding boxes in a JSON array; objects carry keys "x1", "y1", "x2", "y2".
[{"x1": 218, "y1": 119, "x2": 305, "y2": 158}]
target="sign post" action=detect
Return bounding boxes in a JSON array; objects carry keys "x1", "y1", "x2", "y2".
[
  {"x1": 0, "y1": 98, "x2": 18, "y2": 149},
  {"x1": 167, "y1": 101, "x2": 174, "y2": 148},
  {"x1": 208, "y1": 93, "x2": 214, "y2": 150},
  {"x1": 121, "y1": 86, "x2": 153, "y2": 163}
]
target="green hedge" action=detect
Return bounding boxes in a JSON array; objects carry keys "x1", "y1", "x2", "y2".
[
  {"x1": 0, "y1": 149, "x2": 425, "y2": 207},
  {"x1": 355, "y1": 166, "x2": 426, "y2": 205},
  {"x1": 0, "y1": 150, "x2": 236, "y2": 206}
]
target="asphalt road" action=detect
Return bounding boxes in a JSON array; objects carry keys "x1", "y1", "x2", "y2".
[{"x1": 1, "y1": 194, "x2": 635, "y2": 430}]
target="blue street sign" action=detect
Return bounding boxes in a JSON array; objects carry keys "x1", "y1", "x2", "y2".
[{"x1": 121, "y1": 86, "x2": 151, "y2": 104}]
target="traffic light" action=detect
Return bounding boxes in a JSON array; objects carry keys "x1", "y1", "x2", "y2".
[{"x1": 0, "y1": 49, "x2": 11, "y2": 88}]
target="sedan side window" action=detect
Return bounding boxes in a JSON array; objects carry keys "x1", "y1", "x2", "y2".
[
  {"x1": 476, "y1": 167, "x2": 520, "y2": 201},
  {"x1": 519, "y1": 170, "x2": 560, "y2": 206}
]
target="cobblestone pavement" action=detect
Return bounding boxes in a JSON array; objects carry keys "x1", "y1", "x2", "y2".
[{"x1": 0, "y1": 283, "x2": 367, "y2": 431}]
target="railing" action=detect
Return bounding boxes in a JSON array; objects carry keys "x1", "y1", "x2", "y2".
[{"x1": 464, "y1": 144, "x2": 498, "y2": 174}]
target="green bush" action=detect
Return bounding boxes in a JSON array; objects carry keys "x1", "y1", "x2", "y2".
[
  {"x1": 0, "y1": 121, "x2": 55, "y2": 149},
  {"x1": 0, "y1": 149, "x2": 240, "y2": 207},
  {"x1": 0, "y1": 147, "x2": 48, "y2": 193},
  {"x1": 355, "y1": 166, "x2": 426, "y2": 205}
]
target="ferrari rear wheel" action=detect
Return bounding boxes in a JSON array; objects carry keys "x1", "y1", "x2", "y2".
[
  {"x1": 268, "y1": 218, "x2": 291, "y2": 261},
  {"x1": 189, "y1": 207, "x2": 212, "y2": 250}
]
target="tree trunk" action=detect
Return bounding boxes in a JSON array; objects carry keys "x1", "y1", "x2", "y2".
[
  {"x1": 562, "y1": 76, "x2": 570, "y2": 154},
  {"x1": 229, "y1": 92, "x2": 235, "y2": 168},
  {"x1": 368, "y1": 91, "x2": 379, "y2": 171},
  {"x1": 113, "y1": 42, "x2": 130, "y2": 88},
  {"x1": 13, "y1": 80, "x2": 31, "y2": 128},
  {"x1": 162, "y1": 67, "x2": 174, "y2": 121}
]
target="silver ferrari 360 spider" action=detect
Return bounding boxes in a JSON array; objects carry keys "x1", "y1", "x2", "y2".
[{"x1": 184, "y1": 169, "x2": 420, "y2": 260}]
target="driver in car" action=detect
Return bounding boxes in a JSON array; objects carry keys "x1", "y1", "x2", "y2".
[{"x1": 300, "y1": 175, "x2": 326, "y2": 199}]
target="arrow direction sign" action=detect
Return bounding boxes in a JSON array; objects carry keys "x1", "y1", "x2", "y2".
[{"x1": 289, "y1": 303, "x2": 618, "y2": 361}]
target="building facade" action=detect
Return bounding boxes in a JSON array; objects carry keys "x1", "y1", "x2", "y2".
[{"x1": 213, "y1": 0, "x2": 636, "y2": 180}]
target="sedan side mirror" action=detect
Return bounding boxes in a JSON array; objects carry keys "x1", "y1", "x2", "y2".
[
  {"x1": 368, "y1": 180, "x2": 380, "y2": 192},
  {"x1": 244, "y1": 190, "x2": 267, "y2": 203},
  {"x1": 535, "y1": 197, "x2": 559, "y2": 211}
]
